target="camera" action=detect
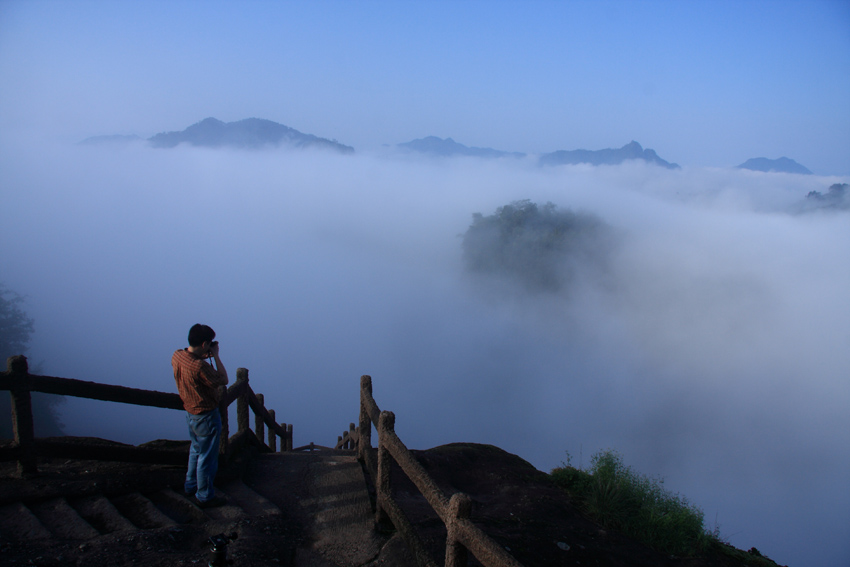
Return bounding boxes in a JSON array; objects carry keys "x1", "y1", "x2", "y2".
[
  {"x1": 207, "y1": 532, "x2": 238, "y2": 566},
  {"x1": 205, "y1": 341, "x2": 219, "y2": 360}
]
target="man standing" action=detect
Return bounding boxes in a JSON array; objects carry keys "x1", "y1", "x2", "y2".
[{"x1": 172, "y1": 324, "x2": 229, "y2": 508}]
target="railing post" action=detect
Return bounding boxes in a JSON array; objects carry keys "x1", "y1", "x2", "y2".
[
  {"x1": 236, "y1": 368, "x2": 249, "y2": 433},
  {"x1": 348, "y1": 422, "x2": 355, "y2": 450},
  {"x1": 268, "y1": 409, "x2": 277, "y2": 452},
  {"x1": 7, "y1": 356, "x2": 37, "y2": 477},
  {"x1": 255, "y1": 393, "x2": 265, "y2": 444},
  {"x1": 358, "y1": 375, "x2": 372, "y2": 461},
  {"x1": 445, "y1": 493, "x2": 472, "y2": 567},
  {"x1": 218, "y1": 384, "x2": 229, "y2": 456},
  {"x1": 376, "y1": 410, "x2": 394, "y2": 526},
  {"x1": 286, "y1": 423, "x2": 293, "y2": 451}
]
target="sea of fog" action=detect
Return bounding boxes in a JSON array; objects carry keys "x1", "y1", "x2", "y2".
[{"x1": 1, "y1": 141, "x2": 848, "y2": 566}]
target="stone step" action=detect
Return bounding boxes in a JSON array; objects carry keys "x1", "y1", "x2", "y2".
[
  {"x1": 0, "y1": 502, "x2": 52, "y2": 541},
  {"x1": 0, "y1": 480, "x2": 283, "y2": 545},
  {"x1": 72, "y1": 494, "x2": 137, "y2": 534},
  {"x1": 111, "y1": 492, "x2": 177, "y2": 529},
  {"x1": 301, "y1": 456, "x2": 381, "y2": 565},
  {"x1": 246, "y1": 452, "x2": 384, "y2": 567},
  {"x1": 29, "y1": 497, "x2": 100, "y2": 540},
  {"x1": 198, "y1": 489, "x2": 247, "y2": 523},
  {"x1": 219, "y1": 479, "x2": 282, "y2": 517},
  {"x1": 147, "y1": 488, "x2": 208, "y2": 525}
]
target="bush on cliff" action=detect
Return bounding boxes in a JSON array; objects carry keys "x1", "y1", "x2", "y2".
[{"x1": 551, "y1": 449, "x2": 717, "y2": 557}]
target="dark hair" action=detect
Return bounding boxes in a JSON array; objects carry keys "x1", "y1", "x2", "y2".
[{"x1": 188, "y1": 324, "x2": 216, "y2": 347}]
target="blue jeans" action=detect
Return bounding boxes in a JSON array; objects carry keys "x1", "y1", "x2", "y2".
[{"x1": 184, "y1": 408, "x2": 222, "y2": 502}]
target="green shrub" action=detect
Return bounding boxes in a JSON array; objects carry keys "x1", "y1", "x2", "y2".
[{"x1": 551, "y1": 449, "x2": 717, "y2": 557}]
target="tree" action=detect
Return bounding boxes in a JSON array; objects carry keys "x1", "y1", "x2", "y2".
[
  {"x1": 1, "y1": 283, "x2": 64, "y2": 438},
  {"x1": 1, "y1": 284, "x2": 35, "y2": 361},
  {"x1": 462, "y1": 200, "x2": 610, "y2": 292}
]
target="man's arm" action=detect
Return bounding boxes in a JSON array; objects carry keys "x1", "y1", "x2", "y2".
[{"x1": 208, "y1": 341, "x2": 229, "y2": 385}]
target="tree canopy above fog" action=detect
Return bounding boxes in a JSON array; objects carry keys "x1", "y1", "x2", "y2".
[
  {"x1": 1, "y1": 284, "x2": 64, "y2": 438},
  {"x1": 0, "y1": 284, "x2": 34, "y2": 363},
  {"x1": 462, "y1": 200, "x2": 609, "y2": 292}
]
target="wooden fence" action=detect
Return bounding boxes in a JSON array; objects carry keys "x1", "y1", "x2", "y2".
[
  {"x1": 350, "y1": 375, "x2": 525, "y2": 567},
  {"x1": 3, "y1": 356, "x2": 526, "y2": 566},
  {"x1": 0, "y1": 355, "x2": 292, "y2": 477}
]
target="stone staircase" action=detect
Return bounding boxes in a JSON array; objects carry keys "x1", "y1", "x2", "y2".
[
  {"x1": 0, "y1": 451, "x2": 411, "y2": 566},
  {"x1": 0, "y1": 477, "x2": 280, "y2": 542},
  {"x1": 244, "y1": 452, "x2": 387, "y2": 567}
]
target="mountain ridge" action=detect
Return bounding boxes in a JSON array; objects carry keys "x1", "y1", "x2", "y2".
[
  {"x1": 538, "y1": 140, "x2": 680, "y2": 169},
  {"x1": 79, "y1": 134, "x2": 142, "y2": 146},
  {"x1": 80, "y1": 118, "x2": 816, "y2": 173},
  {"x1": 397, "y1": 136, "x2": 526, "y2": 159},
  {"x1": 736, "y1": 157, "x2": 812, "y2": 174},
  {"x1": 147, "y1": 117, "x2": 354, "y2": 153}
]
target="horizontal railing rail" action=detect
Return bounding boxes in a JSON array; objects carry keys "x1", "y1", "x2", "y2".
[
  {"x1": 0, "y1": 370, "x2": 184, "y2": 410},
  {"x1": 1, "y1": 355, "x2": 292, "y2": 476},
  {"x1": 355, "y1": 375, "x2": 524, "y2": 567}
]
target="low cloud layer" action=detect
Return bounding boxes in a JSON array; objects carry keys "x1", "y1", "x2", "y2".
[{"x1": 1, "y1": 141, "x2": 848, "y2": 566}]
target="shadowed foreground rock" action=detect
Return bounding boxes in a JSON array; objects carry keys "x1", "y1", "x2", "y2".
[{"x1": 0, "y1": 441, "x2": 783, "y2": 566}]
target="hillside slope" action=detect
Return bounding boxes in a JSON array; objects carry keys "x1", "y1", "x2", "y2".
[{"x1": 391, "y1": 443, "x2": 783, "y2": 567}]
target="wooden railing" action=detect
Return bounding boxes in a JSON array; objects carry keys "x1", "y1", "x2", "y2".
[
  {"x1": 353, "y1": 375, "x2": 524, "y2": 567},
  {"x1": 218, "y1": 366, "x2": 293, "y2": 458},
  {"x1": 0, "y1": 355, "x2": 292, "y2": 477},
  {"x1": 335, "y1": 422, "x2": 357, "y2": 450}
]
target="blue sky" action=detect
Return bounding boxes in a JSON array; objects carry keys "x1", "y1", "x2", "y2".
[{"x1": 1, "y1": 0, "x2": 849, "y2": 173}]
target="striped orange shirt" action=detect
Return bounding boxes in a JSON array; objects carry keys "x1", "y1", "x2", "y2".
[{"x1": 172, "y1": 349, "x2": 229, "y2": 414}]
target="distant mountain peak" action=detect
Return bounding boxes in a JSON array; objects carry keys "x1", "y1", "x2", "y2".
[
  {"x1": 78, "y1": 134, "x2": 142, "y2": 146},
  {"x1": 398, "y1": 136, "x2": 525, "y2": 159},
  {"x1": 736, "y1": 157, "x2": 812, "y2": 174},
  {"x1": 539, "y1": 141, "x2": 679, "y2": 169},
  {"x1": 147, "y1": 117, "x2": 354, "y2": 153},
  {"x1": 801, "y1": 183, "x2": 849, "y2": 212}
]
